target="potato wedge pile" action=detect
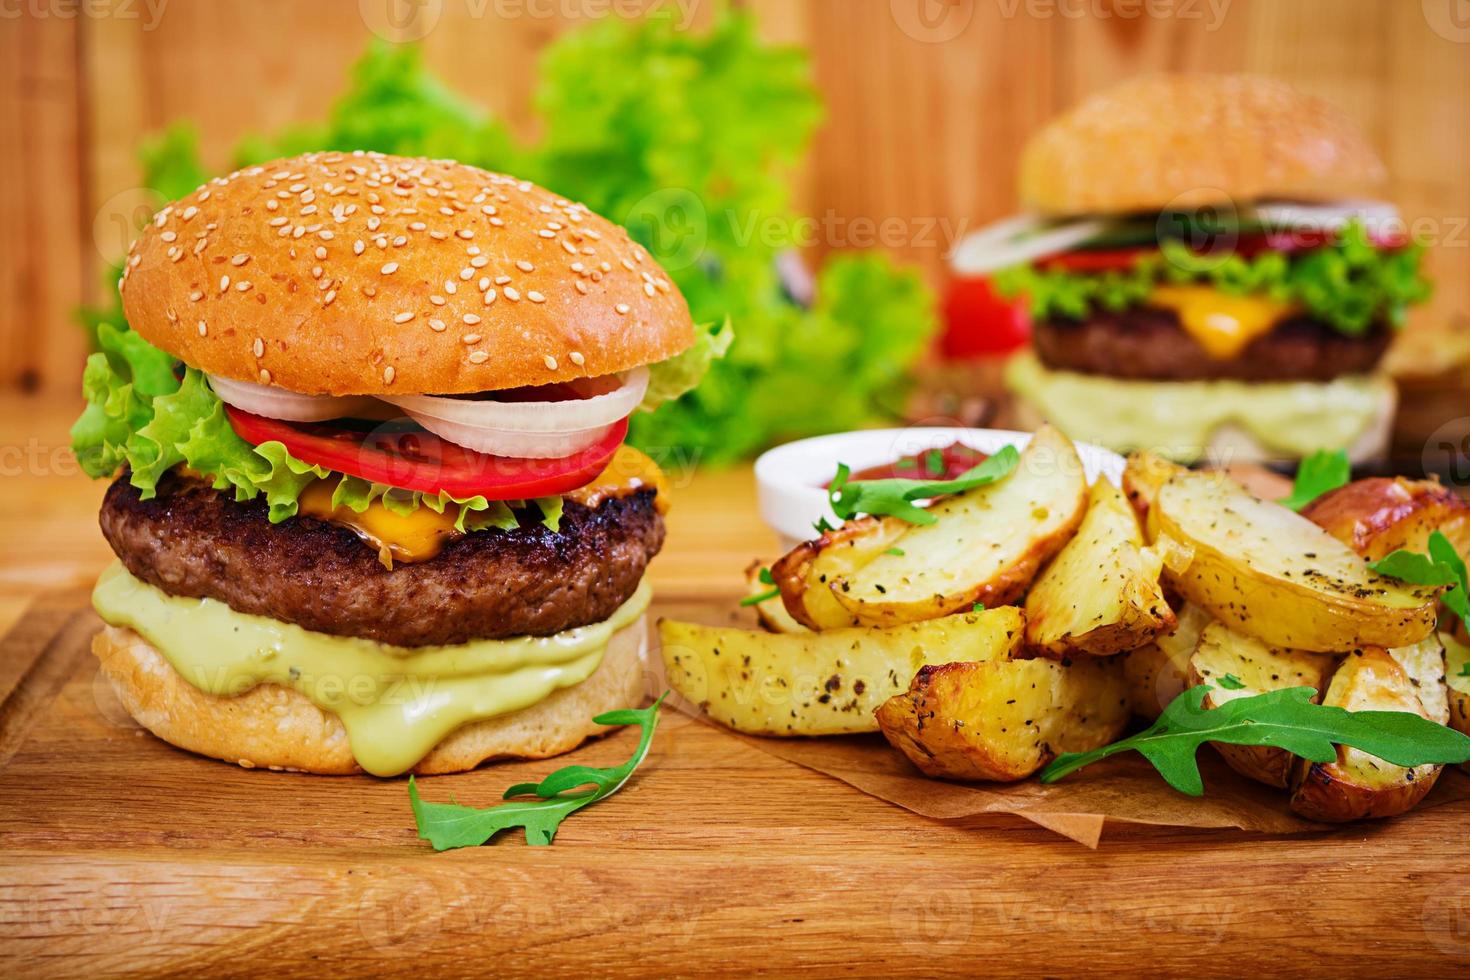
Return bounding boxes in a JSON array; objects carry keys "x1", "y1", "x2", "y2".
[{"x1": 661, "y1": 427, "x2": 1469, "y2": 821}]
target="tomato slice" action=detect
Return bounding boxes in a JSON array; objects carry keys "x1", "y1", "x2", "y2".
[
  {"x1": 1038, "y1": 247, "x2": 1156, "y2": 273},
  {"x1": 224, "y1": 406, "x2": 629, "y2": 500},
  {"x1": 940, "y1": 276, "x2": 1031, "y2": 358}
]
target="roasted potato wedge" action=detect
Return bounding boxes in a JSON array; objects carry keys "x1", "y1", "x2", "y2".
[
  {"x1": 1122, "y1": 602, "x2": 1212, "y2": 720},
  {"x1": 1302, "y1": 476, "x2": 1470, "y2": 561},
  {"x1": 1187, "y1": 622, "x2": 1336, "y2": 788},
  {"x1": 1445, "y1": 631, "x2": 1470, "y2": 772},
  {"x1": 1025, "y1": 479, "x2": 1175, "y2": 656},
  {"x1": 1288, "y1": 642, "x2": 1448, "y2": 822},
  {"x1": 769, "y1": 515, "x2": 909, "y2": 631},
  {"x1": 1150, "y1": 468, "x2": 1441, "y2": 652},
  {"x1": 829, "y1": 424, "x2": 1088, "y2": 628},
  {"x1": 1121, "y1": 450, "x2": 1186, "y2": 527},
  {"x1": 744, "y1": 560, "x2": 810, "y2": 634},
  {"x1": 659, "y1": 606, "x2": 1026, "y2": 736},
  {"x1": 875, "y1": 653, "x2": 1129, "y2": 782}
]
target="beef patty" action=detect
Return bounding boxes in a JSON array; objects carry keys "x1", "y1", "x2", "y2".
[
  {"x1": 1032, "y1": 307, "x2": 1392, "y2": 382},
  {"x1": 100, "y1": 473, "x2": 664, "y2": 647}
]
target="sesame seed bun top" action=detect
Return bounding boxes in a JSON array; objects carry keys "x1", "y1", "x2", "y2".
[
  {"x1": 119, "y1": 152, "x2": 695, "y2": 395},
  {"x1": 1018, "y1": 74, "x2": 1387, "y2": 217}
]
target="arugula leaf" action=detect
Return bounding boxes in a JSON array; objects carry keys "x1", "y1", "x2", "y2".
[
  {"x1": 1369, "y1": 531, "x2": 1470, "y2": 633},
  {"x1": 1217, "y1": 674, "x2": 1246, "y2": 691},
  {"x1": 1278, "y1": 449, "x2": 1351, "y2": 511},
  {"x1": 1040, "y1": 684, "x2": 1470, "y2": 796},
  {"x1": 409, "y1": 695, "x2": 665, "y2": 850},
  {"x1": 828, "y1": 444, "x2": 1020, "y2": 525},
  {"x1": 741, "y1": 567, "x2": 780, "y2": 607},
  {"x1": 886, "y1": 547, "x2": 906, "y2": 557}
]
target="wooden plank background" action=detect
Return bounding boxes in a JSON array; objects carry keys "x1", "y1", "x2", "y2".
[{"x1": 2, "y1": 0, "x2": 1467, "y2": 396}]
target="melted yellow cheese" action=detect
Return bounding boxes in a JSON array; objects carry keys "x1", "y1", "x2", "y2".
[
  {"x1": 1148, "y1": 285, "x2": 1299, "y2": 359},
  {"x1": 296, "y1": 444, "x2": 670, "y2": 566},
  {"x1": 1005, "y1": 351, "x2": 1391, "y2": 462},
  {"x1": 92, "y1": 562, "x2": 651, "y2": 776}
]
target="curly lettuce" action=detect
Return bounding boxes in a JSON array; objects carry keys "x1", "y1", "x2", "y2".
[
  {"x1": 70, "y1": 326, "x2": 565, "y2": 532},
  {"x1": 995, "y1": 221, "x2": 1431, "y2": 336}
]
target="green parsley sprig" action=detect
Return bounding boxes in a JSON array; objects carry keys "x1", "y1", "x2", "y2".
[
  {"x1": 827, "y1": 444, "x2": 1020, "y2": 525},
  {"x1": 408, "y1": 695, "x2": 665, "y2": 850},
  {"x1": 1278, "y1": 448, "x2": 1351, "y2": 512},
  {"x1": 1040, "y1": 684, "x2": 1470, "y2": 796},
  {"x1": 741, "y1": 567, "x2": 780, "y2": 607},
  {"x1": 1369, "y1": 531, "x2": 1470, "y2": 634}
]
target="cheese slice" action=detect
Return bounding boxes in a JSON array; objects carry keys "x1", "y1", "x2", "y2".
[
  {"x1": 1148, "y1": 285, "x2": 1298, "y2": 360},
  {"x1": 297, "y1": 444, "x2": 668, "y2": 566}
]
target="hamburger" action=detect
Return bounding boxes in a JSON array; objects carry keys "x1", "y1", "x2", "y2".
[
  {"x1": 73, "y1": 151, "x2": 726, "y2": 776},
  {"x1": 952, "y1": 74, "x2": 1431, "y2": 464}
]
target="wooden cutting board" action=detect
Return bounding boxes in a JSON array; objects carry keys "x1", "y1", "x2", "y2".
[{"x1": 4, "y1": 590, "x2": 1470, "y2": 978}]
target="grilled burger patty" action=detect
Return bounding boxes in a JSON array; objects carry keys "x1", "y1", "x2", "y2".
[
  {"x1": 1031, "y1": 307, "x2": 1392, "y2": 382},
  {"x1": 100, "y1": 473, "x2": 664, "y2": 647}
]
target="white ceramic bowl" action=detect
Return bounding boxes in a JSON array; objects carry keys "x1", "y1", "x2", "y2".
[{"x1": 754, "y1": 427, "x2": 1126, "y2": 549}]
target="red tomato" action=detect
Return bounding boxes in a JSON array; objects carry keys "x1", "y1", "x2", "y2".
[
  {"x1": 1037, "y1": 247, "x2": 1155, "y2": 273},
  {"x1": 940, "y1": 276, "x2": 1030, "y2": 359},
  {"x1": 224, "y1": 406, "x2": 628, "y2": 500}
]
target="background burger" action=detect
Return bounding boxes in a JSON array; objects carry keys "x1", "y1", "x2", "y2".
[
  {"x1": 951, "y1": 74, "x2": 1430, "y2": 464},
  {"x1": 72, "y1": 151, "x2": 728, "y2": 777}
]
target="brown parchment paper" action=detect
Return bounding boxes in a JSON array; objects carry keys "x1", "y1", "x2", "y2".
[{"x1": 728, "y1": 728, "x2": 1470, "y2": 848}]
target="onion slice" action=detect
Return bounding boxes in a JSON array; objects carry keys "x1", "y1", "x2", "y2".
[
  {"x1": 949, "y1": 214, "x2": 1110, "y2": 276},
  {"x1": 208, "y1": 374, "x2": 379, "y2": 422},
  {"x1": 380, "y1": 368, "x2": 649, "y2": 459},
  {"x1": 1250, "y1": 200, "x2": 1400, "y2": 233}
]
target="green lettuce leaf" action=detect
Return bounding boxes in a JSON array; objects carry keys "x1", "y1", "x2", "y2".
[
  {"x1": 995, "y1": 220, "x2": 1431, "y2": 337},
  {"x1": 70, "y1": 328, "x2": 563, "y2": 532},
  {"x1": 640, "y1": 319, "x2": 733, "y2": 412}
]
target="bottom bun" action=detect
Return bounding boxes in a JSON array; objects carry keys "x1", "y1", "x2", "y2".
[{"x1": 92, "y1": 615, "x2": 649, "y2": 776}]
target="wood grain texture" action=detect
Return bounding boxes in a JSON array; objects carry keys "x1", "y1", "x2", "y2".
[
  {"x1": 3, "y1": 0, "x2": 1468, "y2": 394},
  {"x1": 2, "y1": 402, "x2": 1470, "y2": 975}
]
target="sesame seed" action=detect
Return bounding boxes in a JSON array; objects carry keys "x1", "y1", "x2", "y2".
[
  {"x1": 462, "y1": 333, "x2": 481, "y2": 344},
  {"x1": 456, "y1": 229, "x2": 474, "y2": 240},
  {"x1": 483, "y1": 289, "x2": 496, "y2": 305},
  {"x1": 197, "y1": 320, "x2": 208, "y2": 336},
  {"x1": 324, "y1": 290, "x2": 337, "y2": 306},
  {"x1": 569, "y1": 351, "x2": 585, "y2": 366},
  {"x1": 478, "y1": 276, "x2": 491, "y2": 291},
  {"x1": 468, "y1": 351, "x2": 489, "y2": 364},
  {"x1": 537, "y1": 230, "x2": 555, "y2": 239},
  {"x1": 315, "y1": 246, "x2": 327, "y2": 260},
  {"x1": 430, "y1": 295, "x2": 445, "y2": 306},
  {"x1": 429, "y1": 318, "x2": 446, "y2": 332},
  {"x1": 561, "y1": 240, "x2": 577, "y2": 255},
  {"x1": 269, "y1": 216, "x2": 289, "y2": 227},
  {"x1": 237, "y1": 281, "x2": 252, "y2": 292},
  {"x1": 383, "y1": 366, "x2": 396, "y2": 384},
  {"x1": 460, "y1": 267, "x2": 474, "y2": 280},
  {"x1": 219, "y1": 275, "x2": 230, "y2": 292},
  {"x1": 189, "y1": 290, "x2": 203, "y2": 302},
  {"x1": 574, "y1": 281, "x2": 588, "y2": 295},
  {"x1": 516, "y1": 260, "x2": 534, "y2": 272},
  {"x1": 463, "y1": 313, "x2": 481, "y2": 325},
  {"x1": 253, "y1": 338, "x2": 265, "y2": 357},
  {"x1": 570, "y1": 261, "x2": 585, "y2": 273},
  {"x1": 466, "y1": 245, "x2": 482, "y2": 256},
  {"x1": 259, "y1": 368, "x2": 272, "y2": 384},
  {"x1": 161, "y1": 231, "x2": 177, "y2": 243},
  {"x1": 393, "y1": 311, "x2": 414, "y2": 323},
  {"x1": 644, "y1": 282, "x2": 656, "y2": 297},
  {"x1": 622, "y1": 258, "x2": 636, "y2": 271},
  {"x1": 353, "y1": 240, "x2": 365, "y2": 255},
  {"x1": 489, "y1": 217, "x2": 504, "y2": 227},
  {"x1": 470, "y1": 256, "x2": 488, "y2": 268},
  {"x1": 544, "y1": 355, "x2": 558, "y2": 370},
  {"x1": 380, "y1": 262, "x2": 398, "y2": 275},
  {"x1": 527, "y1": 291, "x2": 546, "y2": 303},
  {"x1": 504, "y1": 287, "x2": 520, "y2": 302},
  {"x1": 615, "y1": 303, "x2": 630, "y2": 314},
  {"x1": 409, "y1": 221, "x2": 426, "y2": 231},
  {"x1": 181, "y1": 206, "x2": 198, "y2": 221},
  {"x1": 495, "y1": 275, "x2": 511, "y2": 285}
]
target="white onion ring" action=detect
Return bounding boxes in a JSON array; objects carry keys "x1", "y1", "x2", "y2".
[
  {"x1": 208, "y1": 374, "x2": 379, "y2": 422},
  {"x1": 1250, "y1": 200, "x2": 1400, "y2": 231},
  {"x1": 380, "y1": 368, "x2": 649, "y2": 459},
  {"x1": 949, "y1": 214, "x2": 1110, "y2": 276}
]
